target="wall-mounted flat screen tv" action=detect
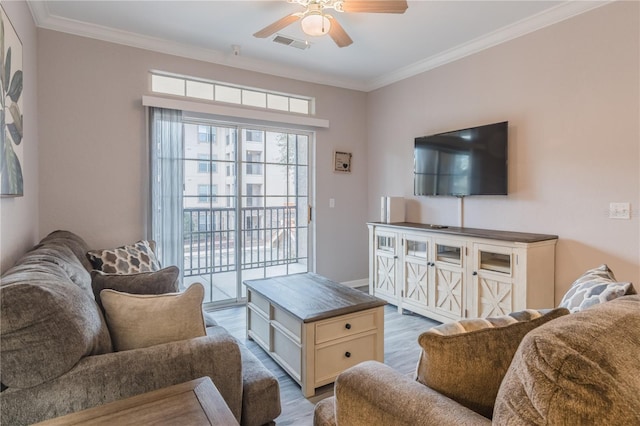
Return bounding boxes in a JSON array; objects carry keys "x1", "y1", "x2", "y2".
[{"x1": 414, "y1": 121, "x2": 508, "y2": 196}]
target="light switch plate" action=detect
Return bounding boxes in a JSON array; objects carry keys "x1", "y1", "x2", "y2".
[{"x1": 609, "y1": 202, "x2": 630, "y2": 219}]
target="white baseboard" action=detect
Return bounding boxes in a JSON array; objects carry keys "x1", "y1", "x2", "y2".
[{"x1": 341, "y1": 278, "x2": 369, "y2": 288}]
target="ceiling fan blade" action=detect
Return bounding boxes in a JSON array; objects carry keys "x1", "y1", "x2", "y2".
[
  {"x1": 327, "y1": 16, "x2": 353, "y2": 48},
  {"x1": 253, "y1": 13, "x2": 302, "y2": 38},
  {"x1": 341, "y1": 0, "x2": 408, "y2": 14}
]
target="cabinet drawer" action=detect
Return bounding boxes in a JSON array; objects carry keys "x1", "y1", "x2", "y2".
[
  {"x1": 273, "y1": 306, "x2": 301, "y2": 340},
  {"x1": 315, "y1": 310, "x2": 377, "y2": 344},
  {"x1": 273, "y1": 326, "x2": 302, "y2": 380},
  {"x1": 248, "y1": 291, "x2": 270, "y2": 316},
  {"x1": 248, "y1": 307, "x2": 270, "y2": 347},
  {"x1": 315, "y1": 333, "x2": 377, "y2": 383}
]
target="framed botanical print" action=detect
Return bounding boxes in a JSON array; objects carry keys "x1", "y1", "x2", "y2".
[{"x1": 1, "y1": 5, "x2": 24, "y2": 197}]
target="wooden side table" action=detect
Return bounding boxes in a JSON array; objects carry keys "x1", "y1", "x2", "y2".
[{"x1": 35, "y1": 377, "x2": 239, "y2": 425}]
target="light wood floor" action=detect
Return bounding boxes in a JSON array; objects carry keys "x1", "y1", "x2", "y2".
[{"x1": 210, "y1": 291, "x2": 439, "y2": 425}]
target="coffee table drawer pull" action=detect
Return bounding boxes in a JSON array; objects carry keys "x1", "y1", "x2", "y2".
[
  {"x1": 345, "y1": 323, "x2": 351, "y2": 329},
  {"x1": 345, "y1": 351, "x2": 351, "y2": 358}
]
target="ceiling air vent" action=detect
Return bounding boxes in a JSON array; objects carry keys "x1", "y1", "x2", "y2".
[{"x1": 273, "y1": 34, "x2": 310, "y2": 50}]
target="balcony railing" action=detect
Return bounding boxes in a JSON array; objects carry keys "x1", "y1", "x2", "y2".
[{"x1": 183, "y1": 206, "x2": 300, "y2": 277}]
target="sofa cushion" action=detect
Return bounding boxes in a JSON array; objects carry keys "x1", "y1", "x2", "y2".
[
  {"x1": 90, "y1": 266, "x2": 180, "y2": 311},
  {"x1": 559, "y1": 264, "x2": 635, "y2": 313},
  {"x1": 16, "y1": 244, "x2": 93, "y2": 294},
  {"x1": 101, "y1": 283, "x2": 206, "y2": 351},
  {"x1": 0, "y1": 279, "x2": 112, "y2": 388},
  {"x1": 39, "y1": 230, "x2": 93, "y2": 271},
  {"x1": 494, "y1": 295, "x2": 640, "y2": 424},
  {"x1": 87, "y1": 240, "x2": 160, "y2": 274},
  {"x1": 416, "y1": 307, "x2": 569, "y2": 419}
]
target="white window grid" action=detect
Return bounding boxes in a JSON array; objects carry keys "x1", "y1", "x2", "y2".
[{"x1": 150, "y1": 71, "x2": 314, "y2": 116}]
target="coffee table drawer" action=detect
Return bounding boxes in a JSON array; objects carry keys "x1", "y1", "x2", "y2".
[
  {"x1": 248, "y1": 307, "x2": 270, "y2": 346},
  {"x1": 315, "y1": 310, "x2": 378, "y2": 344},
  {"x1": 315, "y1": 333, "x2": 377, "y2": 382},
  {"x1": 249, "y1": 291, "x2": 270, "y2": 315}
]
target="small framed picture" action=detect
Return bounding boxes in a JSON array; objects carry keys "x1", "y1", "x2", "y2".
[{"x1": 334, "y1": 151, "x2": 352, "y2": 173}]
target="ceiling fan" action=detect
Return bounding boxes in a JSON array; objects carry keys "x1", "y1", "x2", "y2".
[{"x1": 253, "y1": 0, "x2": 408, "y2": 48}]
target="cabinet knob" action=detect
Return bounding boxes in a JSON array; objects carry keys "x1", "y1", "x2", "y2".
[
  {"x1": 472, "y1": 271, "x2": 478, "y2": 276},
  {"x1": 345, "y1": 352, "x2": 351, "y2": 358},
  {"x1": 345, "y1": 323, "x2": 352, "y2": 330}
]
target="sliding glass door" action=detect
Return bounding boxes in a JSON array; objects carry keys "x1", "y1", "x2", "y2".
[{"x1": 180, "y1": 120, "x2": 311, "y2": 306}]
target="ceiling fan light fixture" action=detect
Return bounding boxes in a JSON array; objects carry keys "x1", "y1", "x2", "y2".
[{"x1": 300, "y1": 13, "x2": 331, "y2": 36}]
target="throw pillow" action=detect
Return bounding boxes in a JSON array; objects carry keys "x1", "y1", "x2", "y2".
[
  {"x1": 494, "y1": 295, "x2": 640, "y2": 425},
  {"x1": 90, "y1": 266, "x2": 180, "y2": 311},
  {"x1": 559, "y1": 264, "x2": 636, "y2": 313},
  {"x1": 86, "y1": 240, "x2": 161, "y2": 274},
  {"x1": 101, "y1": 283, "x2": 206, "y2": 351},
  {"x1": 416, "y1": 307, "x2": 569, "y2": 419}
]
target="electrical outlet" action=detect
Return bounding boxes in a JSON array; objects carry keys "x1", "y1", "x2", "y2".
[{"x1": 609, "y1": 202, "x2": 630, "y2": 219}]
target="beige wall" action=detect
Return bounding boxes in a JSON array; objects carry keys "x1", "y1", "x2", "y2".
[
  {"x1": 367, "y1": 2, "x2": 640, "y2": 302},
  {"x1": 10, "y1": 1, "x2": 639, "y2": 298},
  {"x1": 37, "y1": 30, "x2": 368, "y2": 283},
  {"x1": 0, "y1": 1, "x2": 39, "y2": 273}
]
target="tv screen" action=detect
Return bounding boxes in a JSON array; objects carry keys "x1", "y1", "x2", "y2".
[{"x1": 414, "y1": 121, "x2": 508, "y2": 196}]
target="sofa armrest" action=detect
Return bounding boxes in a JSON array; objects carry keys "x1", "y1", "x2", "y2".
[
  {"x1": 334, "y1": 361, "x2": 491, "y2": 426},
  {"x1": 1, "y1": 330, "x2": 242, "y2": 426}
]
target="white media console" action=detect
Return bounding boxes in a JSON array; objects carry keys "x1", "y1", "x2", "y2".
[{"x1": 368, "y1": 222, "x2": 558, "y2": 323}]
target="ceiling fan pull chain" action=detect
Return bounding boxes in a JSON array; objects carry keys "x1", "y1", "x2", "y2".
[{"x1": 321, "y1": 9, "x2": 326, "y2": 33}]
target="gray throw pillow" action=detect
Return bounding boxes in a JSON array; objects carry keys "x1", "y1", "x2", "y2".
[{"x1": 91, "y1": 266, "x2": 180, "y2": 310}]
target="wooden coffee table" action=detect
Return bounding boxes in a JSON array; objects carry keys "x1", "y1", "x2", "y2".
[
  {"x1": 35, "y1": 377, "x2": 238, "y2": 425},
  {"x1": 244, "y1": 273, "x2": 386, "y2": 397}
]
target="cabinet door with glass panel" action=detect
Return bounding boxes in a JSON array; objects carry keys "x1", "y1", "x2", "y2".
[
  {"x1": 470, "y1": 243, "x2": 516, "y2": 318},
  {"x1": 400, "y1": 233, "x2": 430, "y2": 314},
  {"x1": 372, "y1": 230, "x2": 399, "y2": 305},
  {"x1": 430, "y1": 238, "x2": 466, "y2": 321}
]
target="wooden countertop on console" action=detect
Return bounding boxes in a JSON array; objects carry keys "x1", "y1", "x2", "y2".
[
  {"x1": 368, "y1": 222, "x2": 558, "y2": 243},
  {"x1": 244, "y1": 273, "x2": 386, "y2": 323}
]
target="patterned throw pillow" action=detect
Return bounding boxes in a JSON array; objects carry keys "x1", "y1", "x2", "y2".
[
  {"x1": 86, "y1": 240, "x2": 160, "y2": 273},
  {"x1": 416, "y1": 308, "x2": 570, "y2": 419},
  {"x1": 559, "y1": 264, "x2": 636, "y2": 313}
]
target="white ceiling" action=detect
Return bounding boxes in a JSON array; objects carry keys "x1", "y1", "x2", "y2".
[{"x1": 28, "y1": 1, "x2": 607, "y2": 92}]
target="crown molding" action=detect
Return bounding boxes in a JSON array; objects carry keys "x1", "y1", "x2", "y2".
[
  {"x1": 28, "y1": 1, "x2": 610, "y2": 93},
  {"x1": 27, "y1": 1, "x2": 369, "y2": 92},
  {"x1": 365, "y1": 1, "x2": 611, "y2": 91}
]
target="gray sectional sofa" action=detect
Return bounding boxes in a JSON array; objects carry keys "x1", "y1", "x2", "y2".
[{"x1": 0, "y1": 230, "x2": 281, "y2": 425}]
